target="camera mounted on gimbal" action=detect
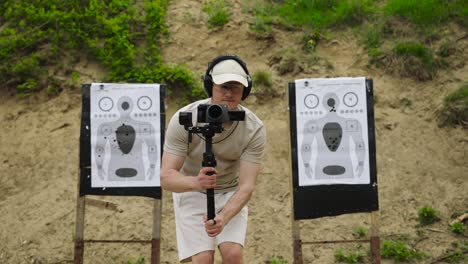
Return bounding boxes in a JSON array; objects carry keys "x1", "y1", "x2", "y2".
[
  {"x1": 179, "y1": 104, "x2": 245, "y2": 142},
  {"x1": 179, "y1": 104, "x2": 245, "y2": 220}
]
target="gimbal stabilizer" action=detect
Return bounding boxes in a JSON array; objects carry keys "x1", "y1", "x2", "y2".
[{"x1": 179, "y1": 104, "x2": 244, "y2": 220}]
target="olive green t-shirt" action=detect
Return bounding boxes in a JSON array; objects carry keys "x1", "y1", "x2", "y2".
[{"x1": 164, "y1": 98, "x2": 266, "y2": 193}]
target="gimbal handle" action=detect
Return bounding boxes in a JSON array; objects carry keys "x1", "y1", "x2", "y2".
[
  {"x1": 206, "y1": 172, "x2": 215, "y2": 220},
  {"x1": 203, "y1": 143, "x2": 217, "y2": 221}
]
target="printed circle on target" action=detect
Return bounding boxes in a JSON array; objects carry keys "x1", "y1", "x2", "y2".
[
  {"x1": 304, "y1": 94, "x2": 319, "y2": 109},
  {"x1": 98, "y1": 97, "x2": 114, "y2": 112},
  {"x1": 343, "y1": 92, "x2": 358, "y2": 107},
  {"x1": 137, "y1": 96, "x2": 152, "y2": 111}
]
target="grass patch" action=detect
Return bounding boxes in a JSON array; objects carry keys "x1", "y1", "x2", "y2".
[
  {"x1": 391, "y1": 41, "x2": 438, "y2": 81},
  {"x1": 243, "y1": 0, "x2": 274, "y2": 37},
  {"x1": 126, "y1": 256, "x2": 145, "y2": 264},
  {"x1": 334, "y1": 249, "x2": 365, "y2": 263},
  {"x1": 17, "y1": 79, "x2": 38, "y2": 95},
  {"x1": 439, "y1": 84, "x2": 468, "y2": 128},
  {"x1": 275, "y1": 0, "x2": 376, "y2": 28},
  {"x1": 244, "y1": 0, "x2": 376, "y2": 31},
  {"x1": 353, "y1": 227, "x2": 368, "y2": 238},
  {"x1": 432, "y1": 241, "x2": 468, "y2": 263},
  {"x1": 267, "y1": 256, "x2": 287, "y2": 264},
  {"x1": 301, "y1": 29, "x2": 322, "y2": 53},
  {"x1": 202, "y1": 0, "x2": 231, "y2": 29},
  {"x1": 437, "y1": 40, "x2": 458, "y2": 58},
  {"x1": 400, "y1": 98, "x2": 412, "y2": 108},
  {"x1": 250, "y1": 15, "x2": 273, "y2": 37},
  {"x1": 449, "y1": 222, "x2": 466, "y2": 236},
  {"x1": 381, "y1": 240, "x2": 427, "y2": 262},
  {"x1": 385, "y1": 0, "x2": 467, "y2": 27},
  {"x1": 362, "y1": 23, "x2": 383, "y2": 50},
  {"x1": 252, "y1": 70, "x2": 273, "y2": 91},
  {"x1": 418, "y1": 205, "x2": 441, "y2": 226},
  {"x1": 271, "y1": 49, "x2": 303, "y2": 75}
]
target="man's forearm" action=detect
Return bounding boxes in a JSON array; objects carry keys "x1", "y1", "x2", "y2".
[
  {"x1": 219, "y1": 186, "x2": 254, "y2": 224},
  {"x1": 161, "y1": 169, "x2": 197, "y2": 193}
]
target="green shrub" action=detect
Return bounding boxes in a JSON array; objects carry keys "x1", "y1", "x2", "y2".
[
  {"x1": 385, "y1": 0, "x2": 467, "y2": 27},
  {"x1": 392, "y1": 42, "x2": 437, "y2": 80},
  {"x1": 332, "y1": 0, "x2": 376, "y2": 26},
  {"x1": 449, "y1": 0, "x2": 468, "y2": 27},
  {"x1": 418, "y1": 205, "x2": 440, "y2": 225},
  {"x1": 0, "y1": 0, "x2": 200, "y2": 99},
  {"x1": 46, "y1": 76, "x2": 63, "y2": 95},
  {"x1": 275, "y1": 0, "x2": 375, "y2": 28},
  {"x1": 444, "y1": 241, "x2": 468, "y2": 262},
  {"x1": 126, "y1": 256, "x2": 145, "y2": 264},
  {"x1": 439, "y1": 84, "x2": 468, "y2": 128},
  {"x1": 244, "y1": 0, "x2": 274, "y2": 35},
  {"x1": 334, "y1": 249, "x2": 365, "y2": 263},
  {"x1": 385, "y1": 0, "x2": 445, "y2": 25},
  {"x1": 449, "y1": 222, "x2": 466, "y2": 235},
  {"x1": 353, "y1": 227, "x2": 368, "y2": 238},
  {"x1": 267, "y1": 256, "x2": 287, "y2": 264},
  {"x1": 202, "y1": 0, "x2": 231, "y2": 29},
  {"x1": 381, "y1": 240, "x2": 427, "y2": 262},
  {"x1": 252, "y1": 70, "x2": 273, "y2": 95},
  {"x1": 301, "y1": 30, "x2": 321, "y2": 52},
  {"x1": 363, "y1": 25, "x2": 383, "y2": 50},
  {"x1": 438, "y1": 41, "x2": 457, "y2": 58},
  {"x1": 17, "y1": 79, "x2": 38, "y2": 94},
  {"x1": 394, "y1": 42, "x2": 432, "y2": 62},
  {"x1": 368, "y1": 48, "x2": 381, "y2": 59},
  {"x1": 250, "y1": 15, "x2": 273, "y2": 35}
]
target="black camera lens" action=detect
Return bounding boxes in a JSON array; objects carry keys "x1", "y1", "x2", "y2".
[{"x1": 207, "y1": 105, "x2": 223, "y2": 120}]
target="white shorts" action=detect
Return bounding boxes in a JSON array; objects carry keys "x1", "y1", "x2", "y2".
[{"x1": 172, "y1": 191, "x2": 248, "y2": 262}]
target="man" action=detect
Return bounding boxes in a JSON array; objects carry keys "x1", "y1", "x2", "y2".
[{"x1": 161, "y1": 55, "x2": 266, "y2": 263}]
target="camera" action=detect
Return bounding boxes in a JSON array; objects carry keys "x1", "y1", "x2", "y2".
[
  {"x1": 197, "y1": 104, "x2": 245, "y2": 124},
  {"x1": 179, "y1": 104, "x2": 245, "y2": 128}
]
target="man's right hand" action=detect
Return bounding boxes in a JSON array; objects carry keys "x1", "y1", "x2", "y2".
[{"x1": 194, "y1": 167, "x2": 217, "y2": 190}]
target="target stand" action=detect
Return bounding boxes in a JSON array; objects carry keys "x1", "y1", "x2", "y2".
[
  {"x1": 288, "y1": 78, "x2": 380, "y2": 263},
  {"x1": 74, "y1": 83, "x2": 165, "y2": 263},
  {"x1": 291, "y1": 211, "x2": 380, "y2": 264}
]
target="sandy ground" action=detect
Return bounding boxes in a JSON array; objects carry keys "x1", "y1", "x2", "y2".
[{"x1": 0, "y1": 0, "x2": 467, "y2": 263}]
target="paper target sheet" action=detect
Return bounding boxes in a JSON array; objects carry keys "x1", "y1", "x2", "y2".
[
  {"x1": 295, "y1": 77, "x2": 371, "y2": 186},
  {"x1": 90, "y1": 83, "x2": 161, "y2": 188}
]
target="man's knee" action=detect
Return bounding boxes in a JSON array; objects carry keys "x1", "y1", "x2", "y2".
[
  {"x1": 192, "y1": 250, "x2": 214, "y2": 264},
  {"x1": 219, "y1": 242, "x2": 243, "y2": 264}
]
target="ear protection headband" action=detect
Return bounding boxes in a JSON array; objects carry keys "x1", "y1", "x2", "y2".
[{"x1": 203, "y1": 55, "x2": 252, "y2": 100}]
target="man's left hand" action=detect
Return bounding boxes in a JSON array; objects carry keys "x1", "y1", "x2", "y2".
[{"x1": 204, "y1": 214, "x2": 224, "y2": 237}]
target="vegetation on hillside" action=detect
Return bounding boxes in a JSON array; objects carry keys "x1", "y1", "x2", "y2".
[
  {"x1": 439, "y1": 83, "x2": 468, "y2": 128},
  {"x1": 1, "y1": 0, "x2": 466, "y2": 125},
  {"x1": 240, "y1": 0, "x2": 467, "y2": 126},
  {"x1": 242, "y1": 0, "x2": 466, "y2": 80},
  {"x1": 0, "y1": 0, "x2": 203, "y2": 101}
]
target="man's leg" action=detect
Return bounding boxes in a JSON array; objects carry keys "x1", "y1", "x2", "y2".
[
  {"x1": 191, "y1": 250, "x2": 215, "y2": 264},
  {"x1": 173, "y1": 192, "x2": 216, "y2": 262},
  {"x1": 219, "y1": 242, "x2": 243, "y2": 264}
]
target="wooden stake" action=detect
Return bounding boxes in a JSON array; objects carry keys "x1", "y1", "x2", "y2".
[
  {"x1": 370, "y1": 211, "x2": 381, "y2": 264},
  {"x1": 74, "y1": 195, "x2": 85, "y2": 264},
  {"x1": 292, "y1": 220, "x2": 303, "y2": 264},
  {"x1": 151, "y1": 199, "x2": 162, "y2": 264}
]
